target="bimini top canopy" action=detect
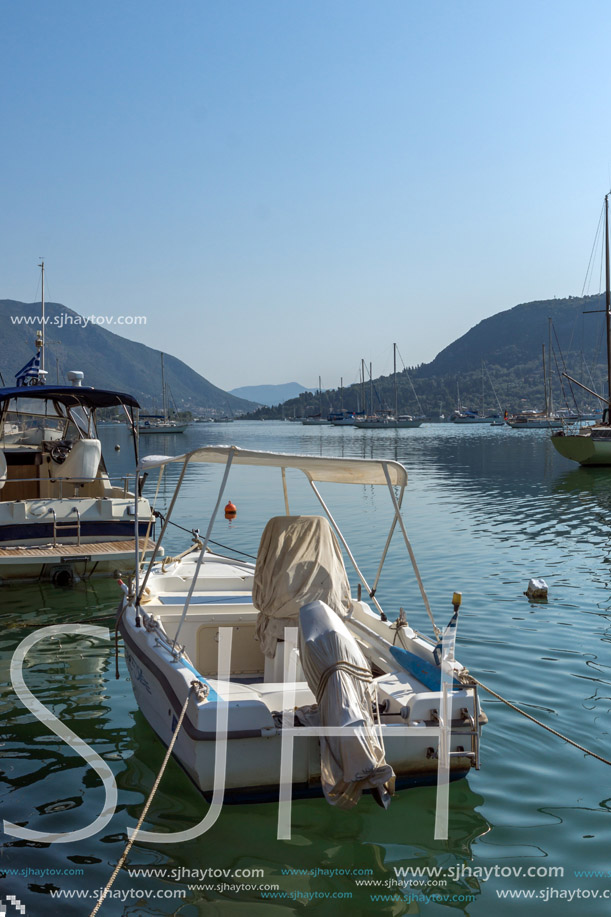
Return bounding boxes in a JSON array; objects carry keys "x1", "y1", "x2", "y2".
[
  {"x1": 0, "y1": 385, "x2": 140, "y2": 410},
  {"x1": 139, "y1": 445, "x2": 408, "y2": 486}
]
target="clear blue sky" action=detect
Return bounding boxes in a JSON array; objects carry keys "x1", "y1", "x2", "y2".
[{"x1": 2, "y1": 0, "x2": 611, "y2": 392}]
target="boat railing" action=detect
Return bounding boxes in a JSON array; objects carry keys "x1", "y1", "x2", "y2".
[{"x1": 0, "y1": 472, "x2": 140, "y2": 499}]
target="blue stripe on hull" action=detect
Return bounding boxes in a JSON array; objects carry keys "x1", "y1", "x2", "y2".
[{"x1": 0, "y1": 521, "x2": 150, "y2": 543}]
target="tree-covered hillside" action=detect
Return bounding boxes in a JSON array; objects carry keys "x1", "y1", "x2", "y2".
[{"x1": 246, "y1": 294, "x2": 609, "y2": 419}]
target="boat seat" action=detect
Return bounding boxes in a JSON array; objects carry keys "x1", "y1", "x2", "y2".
[
  {"x1": 50, "y1": 439, "x2": 102, "y2": 481},
  {"x1": 250, "y1": 681, "x2": 315, "y2": 712}
]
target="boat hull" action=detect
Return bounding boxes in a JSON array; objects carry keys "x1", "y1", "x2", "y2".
[
  {"x1": 120, "y1": 603, "x2": 479, "y2": 802},
  {"x1": 551, "y1": 431, "x2": 611, "y2": 465},
  {"x1": 0, "y1": 498, "x2": 154, "y2": 582},
  {"x1": 139, "y1": 424, "x2": 188, "y2": 433}
]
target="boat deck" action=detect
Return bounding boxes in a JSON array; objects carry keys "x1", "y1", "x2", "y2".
[{"x1": 0, "y1": 537, "x2": 151, "y2": 559}]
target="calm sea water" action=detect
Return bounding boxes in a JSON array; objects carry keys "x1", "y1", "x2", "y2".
[{"x1": 1, "y1": 422, "x2": 610, "y2": 916}]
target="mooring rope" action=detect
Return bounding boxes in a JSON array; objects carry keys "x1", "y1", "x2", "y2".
[
  {"x1": 89, "y1": 683, "x2": 196, "y2": 916},
  {"x1": 464, "y1": 673, "x2": 611, "y2": 767}
]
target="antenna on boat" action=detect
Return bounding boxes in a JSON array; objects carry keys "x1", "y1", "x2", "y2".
[{"x1": 38, "y1": 259, "x2": 45, "y2": 375}]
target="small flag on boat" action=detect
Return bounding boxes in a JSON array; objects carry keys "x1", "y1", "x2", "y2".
[{"x1": 15, "y1": 351, "x2": 41, "y2": 386}]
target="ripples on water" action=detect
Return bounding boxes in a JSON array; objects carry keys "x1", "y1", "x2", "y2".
[{"x1": 1, "y1": 423, "x2": 610, "y2": 915}]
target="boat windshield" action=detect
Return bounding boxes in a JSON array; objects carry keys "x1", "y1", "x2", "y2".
[{"x1": 0, "y1": 398, "x2": 88, "y2": 447}]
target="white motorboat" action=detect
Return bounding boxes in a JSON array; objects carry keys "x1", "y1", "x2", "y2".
[
  {"x1": 0, "y1": 375, "x2": 155, "y2": 584},
  {"x1": 117, "y1": 446, "x2": 485, "y2": 812},
  {"x1": 507, "y1": 412, "x2": 563, "y2": 429}
]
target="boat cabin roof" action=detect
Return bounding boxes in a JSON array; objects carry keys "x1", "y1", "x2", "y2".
[
  {"x1": 139, "y1": 444, "x2": 408, "y2": 486},
  {"x1": 0, "y1": 385, "x2": 140, "y2": 410}
]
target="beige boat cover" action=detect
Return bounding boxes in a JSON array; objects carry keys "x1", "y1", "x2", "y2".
[
  {"x1": 252, "y1": 515, "x2": 351, "y2": 658},
  {"x1": 298, "y1": 600, "x2": 395, "y2": 809}
]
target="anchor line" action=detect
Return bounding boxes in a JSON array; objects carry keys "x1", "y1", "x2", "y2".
[
  {"x1": 89, "y1": 683, "x2": 197, "y2": 916},
  {"x1": 462, "y1": 672, "x2": 611, "y2": 767},
  {"x1": 152, "y1": 510, "x2": 257, "y2": 560}
]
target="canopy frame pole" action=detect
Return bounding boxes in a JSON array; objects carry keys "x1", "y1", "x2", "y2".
[
  {"x1": 172, "y1": 450, "x2": 235, "y2": 649},
  {"x1": 138, "y1": 456, "x2": 190, "y2": 603},
  {"x1": 382, "y1": 463, "x2": 440, "y2": 639},
  {"x1": 139, "y1": 465, "x2": 165, "y2": 572},
  {"x1": 281, "y1": 467, "x2": 290, "y2": 515},
  {"x1": 371, "y1": 484, "x2": 405, "y2": 595},
  {"x1": 134, "y1": 469, "x2": 140, "y2": 600},
  {"x1": 307, "y1": 477, "x2": 387, "y2": 619}
]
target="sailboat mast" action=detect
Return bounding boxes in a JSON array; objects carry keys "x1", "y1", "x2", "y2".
[
  {"x1": 481, "y1": 360, "x2": 484, "y2": 416},
  {"x1": 361, "y1": 359, "x2": 365, "y2": 414},
  {"x1": 542, "y1": 344, "x2": 548, "y2": 415},
  {"x1": 161, "y1": 353, "x2": 167, "y2": 420},
  {"x1": 606, "y1": 193, "x2": 611, "y2": 417},
  {"x1": 548, "y1": 316, "x2": 553, "y2": 415},
  {"x1": 394, "y1": 342, "x2": 398, "y2": 418},
  {"x1": 39, "y1": 260, "x2": 45, "y2": 373}
]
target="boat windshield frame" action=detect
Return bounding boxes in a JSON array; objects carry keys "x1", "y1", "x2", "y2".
[
  {"x1": 134, "y1": 446, "x2": 440, "y2": 641},
  {"x1": 0, "y1": 384, "x2": 141, "y2": 464}
]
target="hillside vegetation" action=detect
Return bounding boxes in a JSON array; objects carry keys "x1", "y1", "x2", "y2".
[{"x1": 247, "y1": 294, "x2": 609, "y2": 419}]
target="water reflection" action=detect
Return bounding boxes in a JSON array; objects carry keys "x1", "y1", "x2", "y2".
[{"x1": 1, "y1": 425, "x2": 611, "y2": 914}]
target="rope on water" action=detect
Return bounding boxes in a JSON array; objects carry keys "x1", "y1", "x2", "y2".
[
  {"x1": 464, "y1": 673, "x2": 611, "y2": 767},
  {"x1": 89, "y1": 683, "x2": 196, "y2": 916}
]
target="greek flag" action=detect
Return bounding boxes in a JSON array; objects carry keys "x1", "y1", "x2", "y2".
[{"x1": 15, "y1": 351, "x2": 41, "y2": 386}]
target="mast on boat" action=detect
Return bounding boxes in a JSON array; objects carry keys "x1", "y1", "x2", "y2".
[
  {"x1": 560, "y1": 194, "x2": 611, "y2": 420},
  {"x1": 38, "y1": 259, "x2": 45, "y2": 375},
  {"x1": 361, "y1": 359, "x2": 365, "y2": 414},
  {"x1": 369, "y1": 363, "x2": 373, "y2": 415},
  {"x1": 542, "y1": 343, "x2": 548, "y2": 416},
  {"x1": 548, "y1": 316, "x2": 554, "y2": 415},
  {"x1": 606, "y1": 193, "x2": 611, "y2": 419},
  {"x1": 394, "y1": 343, "x2": 398, "y2": 419},
  {"x1": 161, "y1": 353, "x2": 167, "y2": 420}
]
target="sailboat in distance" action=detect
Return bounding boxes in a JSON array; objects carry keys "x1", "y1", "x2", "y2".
[
  {"x1": 551, "y1": 193, "x2": 611, "y2": 464},
  {"x1": 139, "y1": 353, "x2": 188, "y2": 434}
]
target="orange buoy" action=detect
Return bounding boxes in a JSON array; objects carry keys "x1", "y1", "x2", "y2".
[{"x1": 224, "y1": 500, "x2": 237, "y2": 518}]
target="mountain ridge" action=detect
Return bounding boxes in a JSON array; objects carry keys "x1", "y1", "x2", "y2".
[
  {"x1": 244, "y1": 293, "x2": 609, "y2": 418},
  {"x1": 0, "y1": 300, "x2": 257, "y2": 415}
]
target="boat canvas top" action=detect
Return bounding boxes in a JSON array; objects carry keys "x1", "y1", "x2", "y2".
[
  {"x1": 138, "y1": 445, "x2": 408, "y2": 486},
  {"x1": 0, "y1": 385, "x2": 140, "y2": 410}
]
